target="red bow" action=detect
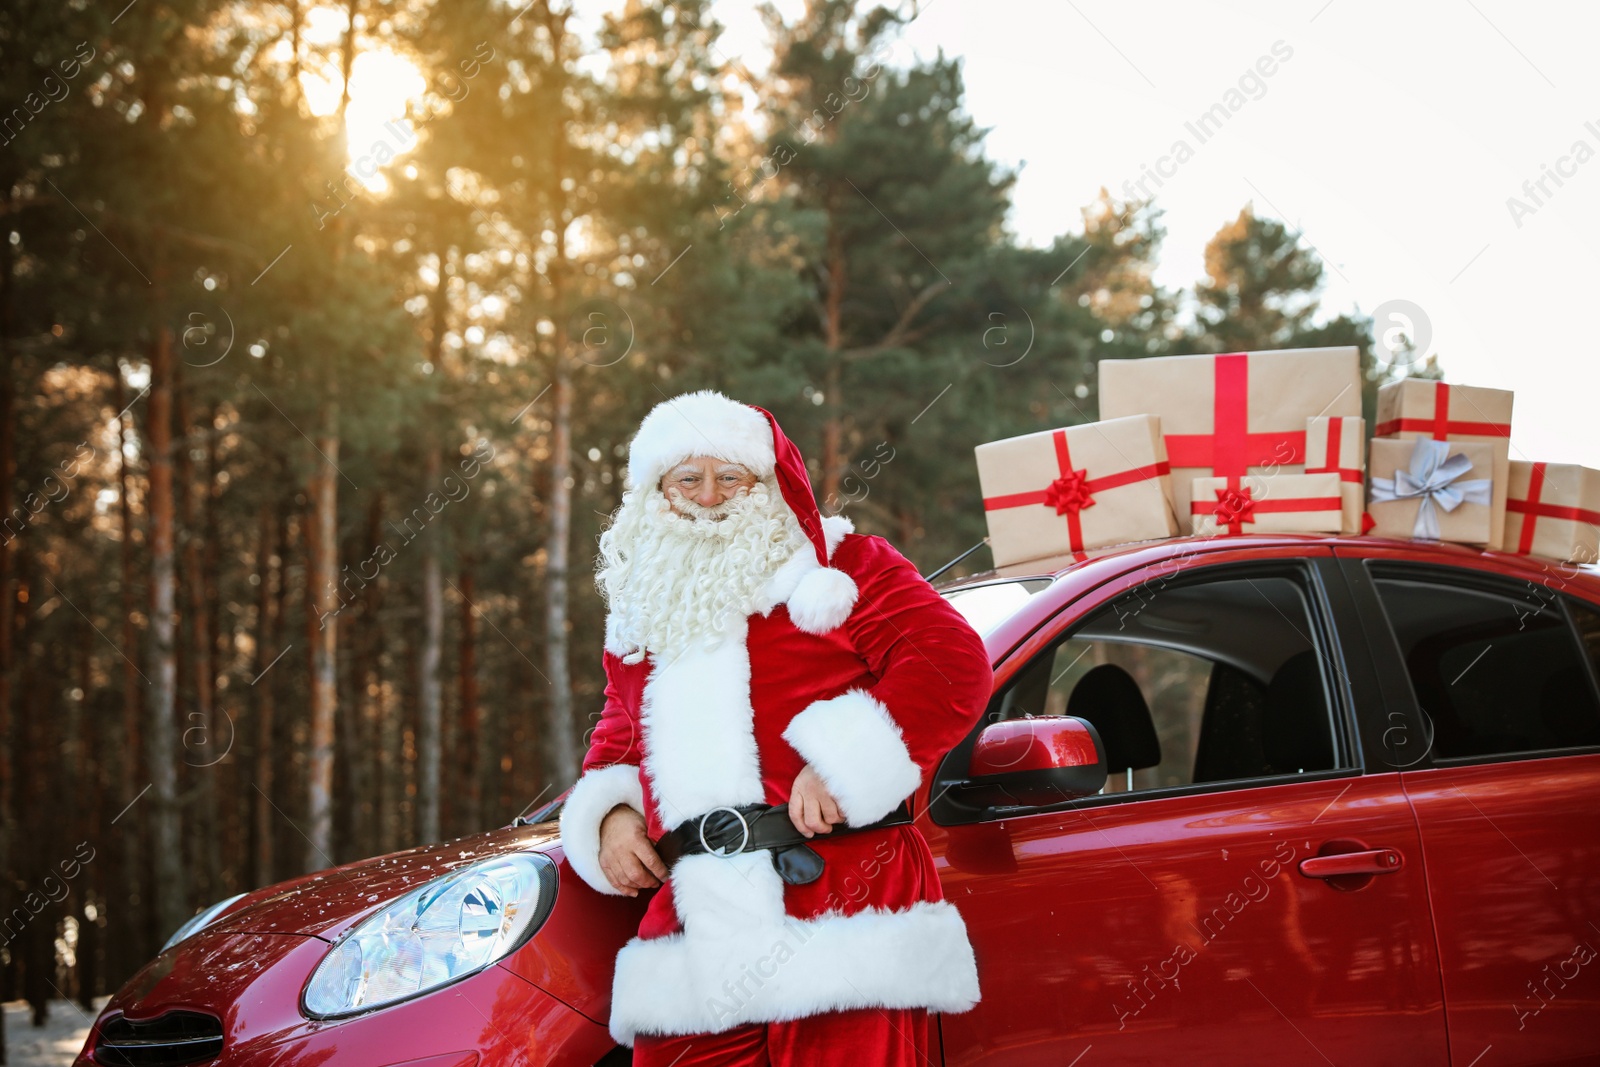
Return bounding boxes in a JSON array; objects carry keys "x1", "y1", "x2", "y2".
[
  {"x1": 1042, "y1": 468, "x2": 1095, "y2": 515},
  {"x1": 1212, "y1": 485, "x2": 1256, "y2": 531}
]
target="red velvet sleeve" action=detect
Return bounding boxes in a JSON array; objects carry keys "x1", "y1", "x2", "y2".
[
  {"x1": 781, "y1": 533, "x2": 994, "y2": 824},
  {"x1": 559, "y1": 650, "x2": 647, "y2": 895},
  {"x1": 838, "y1": 534, "x2": 994, "y2": 777},
  {"x1": 582, "y1": 649, "x2": 644, "y2": 772}
]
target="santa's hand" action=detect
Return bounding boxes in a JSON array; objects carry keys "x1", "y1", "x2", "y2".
[
  {"x1": 597, "y1": 804, "x2": 668, "y2": 896},
  {"x1": 789, "y1": 764, "x2": 844, "y2": 838}
]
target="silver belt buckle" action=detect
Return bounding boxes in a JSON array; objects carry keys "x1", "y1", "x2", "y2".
[{"x1": 698, "y1": 806, "x2": 751, "y2": 857}]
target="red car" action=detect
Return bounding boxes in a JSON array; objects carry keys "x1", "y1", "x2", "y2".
[{"x1": 77, "y1": 534, "x2": 1600, "y2": 1067}]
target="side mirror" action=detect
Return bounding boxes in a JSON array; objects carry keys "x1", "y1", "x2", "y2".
[{"x1": 968, "y1": 715, "x2": 1107, "y2": 804}]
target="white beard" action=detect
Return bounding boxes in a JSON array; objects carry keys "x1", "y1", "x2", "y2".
[{"x1": 595, "y1": 479, "x2": 810, "y2": 665}]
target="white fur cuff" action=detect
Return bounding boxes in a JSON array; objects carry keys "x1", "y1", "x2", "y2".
[
  {"x1": 558, "y1": 764, "x2": 645, "y2": 896},
  {"x1": 782, "y1": 689, "x2": 921, "y2": 825}
]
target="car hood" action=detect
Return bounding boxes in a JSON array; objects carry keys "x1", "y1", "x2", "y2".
[{"x1": 206, "y1": 820, "x2": 564, "y2": 943}]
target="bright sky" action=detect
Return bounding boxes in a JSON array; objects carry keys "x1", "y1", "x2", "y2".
[{"x1": 712, "y1": 0, "x2": 1600, "y2": 469}]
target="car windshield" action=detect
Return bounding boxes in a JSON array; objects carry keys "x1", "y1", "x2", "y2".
[{"x1": 941, "y1": 578, "x2": 1052, "y2": 636}]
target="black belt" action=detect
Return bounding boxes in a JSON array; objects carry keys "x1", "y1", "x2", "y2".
[{"x1": 655, "y1": 801, "x2": 913, "y2": 886}]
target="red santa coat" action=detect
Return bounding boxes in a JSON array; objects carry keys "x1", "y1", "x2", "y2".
[{"x1": 559, "y1": 514, "x2": 992, "y2": 1045}]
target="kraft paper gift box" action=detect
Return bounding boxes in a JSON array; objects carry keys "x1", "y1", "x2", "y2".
[
  {"x1": 1189, "y1": 472, "x2": 1344, "y2": 537},
  {"x1": 993, "y1": 544, "x2": 1127, "y2": 577},
  {"x1": 1098, "y1": 347, "x2": 1362, "y2": 523},
  {"x1": 975, "y1": 414, "x2": 1178, "y2": 567},
  {"x1": 1367, "y1": 437, "x2": 1495, "y2": 547},
  {"x1": 1304, "y1": 415, "x2": 1366, "y2": 535},
  {"x1": 1375, "y1": 379, "x2": 1514, "y2": 549},
  {"x1": 1504, "y1": 461, "x2": 1600, "y2": 564}
]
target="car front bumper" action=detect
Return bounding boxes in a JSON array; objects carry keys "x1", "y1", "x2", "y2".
[{"x1": 72, "y1": 927, "x2": 619, "y2": 1067}]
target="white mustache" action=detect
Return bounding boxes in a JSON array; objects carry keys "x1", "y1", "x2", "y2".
[{"x1": 664, "y1": 488, "x2": 747, "y2": 524}]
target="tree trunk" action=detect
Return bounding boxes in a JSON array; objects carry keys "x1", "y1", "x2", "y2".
[
  {"x1": 252, "y1": 501, "x2": 278, "y2": 888},
  {"x1": 819, "y1": 214, "x2": 847, "y2": 505},
  {"x1": 357, "y1": 494, "x2": 385, "y2": 858},
  {"x1": 513, "y1": 593, "x2": 541, "y2": 817},
  {"x1": 113, "y1": 365, "x2": 146, "y2": 985},
  {"x1": 457, "y1": 560, "x2": 479, "y2": 830},
  {"x1": 401, "y1": 621, "x2": 420, "y2": 846},
  {"x1": 144, "y1": 271, "x2": 188, "y2": 940},
  {"x1": 336, "y1": 531, "x2": 360, "y2": 857},
  {"x1": 175, "y1": 381, "x2": 220, "y2": 899},
  {"x1": 0, "y1": 187, "x2": 16, "y2": 1039},
  {"x1": 303, "y1": 407, "x2": 339, "y2": 871},
  {"x1": 203, "y1": 405, "x2": 233, "y2": 890},
  {"x1": 543, "y1": 354, "x2": 576, "y2": 788},
  {"x1": 74, "y1": 631, "x2": 100, "y2": 1011},
  {"x1": 538, "y1": 0, "x2": 577, "y2": 790},
  {"x1": 373, "y1": 494, "x2": 400, "y2": 853},
  {"x1": 15, "y1": 553, "x2": 47, "y2": 1027},
  {"x1": 295, "y1": 0, "x2": 358, "y2": 875},
  {"x1": 417, "y1": 468, "x2": 443, "y2": 843}
]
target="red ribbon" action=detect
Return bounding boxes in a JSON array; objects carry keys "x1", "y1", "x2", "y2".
[
  {"x1": 1042, "y1": 468, "x2": 1095, "y2": 515},
  {"x1": 1211, "y1": 486, "x2": 1255, "y2": 532},
  {"x1": 1163, "y1": 353, "x2": 1306, "y2": 492},
  {"x1": 983, "y1": 428, "x2": 1170, "y2": 552},
  {"x1": 1508, "y1": 462, "x2": 1600, "y2": 554},
  {"x1": 1374, "y1": 380, "x2": 1512, "y2": 440},
  {"x1": 1190, "y1": 485, "x2": 1343, "y2": 535},
  {"x1": 1306, "y1": 417, "x2": 1362, "y2": 484}
]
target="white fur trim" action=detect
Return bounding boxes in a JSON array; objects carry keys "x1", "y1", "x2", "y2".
[
  {"x1": 608, "y1": 899, "x2": 981, "y2": 1044},
  {"x1": 602, "y1": 612, "x2": 628, "y2": 659},
  {"x1": 627, "y1": 391, "x2": 776, "y2": 491},
  {"x1": 753, "y1": 514, "x2": 856, "y2": 620},
  {"x1": 783, "y1": 689, "x2": 921, "y2": 825},
  {"x1": 670, "y1": 851, "x2": 788, "y2": 935},
  {"x1": 751, "y1": 548, "x2": 817, "y2": 617},
  {"x1": 786, "y1": 567, "x2": 858, "y2": 633},
  {"x1": 639, "y1": 617, "x2": 765, "y2": 825},
  {"x1": 557, "y1": 764, "x2": 645, "y2": 896},
  {"x1": 818, "y1": 513, "x2": 853, "y2": 557}
]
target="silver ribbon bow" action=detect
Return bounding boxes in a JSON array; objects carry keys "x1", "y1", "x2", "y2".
[{"x1": 1370, "y1": 438, "x2": 1492, "y2": 539}]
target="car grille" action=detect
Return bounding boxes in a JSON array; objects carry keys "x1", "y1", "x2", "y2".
[{"x1": 93, "y1": 1009, "x2": 224, "y2": 1067}]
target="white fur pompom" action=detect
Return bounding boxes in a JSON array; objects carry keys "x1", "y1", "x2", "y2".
[{"x1": 787, "y1": 566, "x2": 858, "y2": 633}]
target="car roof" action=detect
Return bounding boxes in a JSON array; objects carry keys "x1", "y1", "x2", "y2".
[{"x1": 937, "y1": 533, "x2": 1597, "y2": 587}]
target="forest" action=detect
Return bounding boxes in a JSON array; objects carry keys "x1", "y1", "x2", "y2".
[{"x1": 0, "y1": 0, "x2": 1415, "y2": 1023}]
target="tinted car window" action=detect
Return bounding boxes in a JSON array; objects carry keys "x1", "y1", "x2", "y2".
[
  {"x1": 1371, "y1": 575, "x2": 1600, "y2": 760},
  {"x1": 1573, "y1": 598, "x2": 1600, "y2": 677},
  {"x1": 994, "y1": 570, "x2": 1342, "y2": 795}
]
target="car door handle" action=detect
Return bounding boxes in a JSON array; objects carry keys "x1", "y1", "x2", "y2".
[{"x1": 1299, "y1": 848, "x2": 1404, "y2": 878}]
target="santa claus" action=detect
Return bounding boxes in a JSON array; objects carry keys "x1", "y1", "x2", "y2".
[{"x1": 559, "y1": 390, "x2": 992, "y2": 1065}]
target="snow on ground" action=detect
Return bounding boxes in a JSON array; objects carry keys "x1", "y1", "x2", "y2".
[{"x1": 2, "y1": 998, "x2": 107, "y2": 1067}]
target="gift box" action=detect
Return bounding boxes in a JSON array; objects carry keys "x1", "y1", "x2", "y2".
[
  {"x1": 1505, "y1": 461, "x2": 1600, "y2": 564},
  {"x1": 1368, "y1": 437, "x2": 1495, "y2": 546},
  {"x1": 1304, "y1": 416, "x2": 1366, "y2": 535},
  {"x1": 976, "y1": 415, "x2": 1178, "y2": 566},
  {"x1": 1099, "y1": 347, "x2": 1362, "y2": 522},
  {"x1": 1374, "y1": 379, "x2": 1513, "y2": 549},
  {"x1": 1189, "y1": 472, "x2": 1344, "y2": 537},
  {"x1": 993, "y1": 544, "x2": 1125, "y2": 578}
]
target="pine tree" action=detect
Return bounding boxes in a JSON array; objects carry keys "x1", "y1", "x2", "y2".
[{"x1": 1190, "y1": 203, "x2": 1431, "y2": 424}]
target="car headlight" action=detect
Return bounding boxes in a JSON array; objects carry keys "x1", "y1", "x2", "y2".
[
  {"x1": 162, "y1": 892, "x2": 248, "y2": 953},
  {"x1": 302, "y1": 851, "x2": 555, "y2": 1019}
]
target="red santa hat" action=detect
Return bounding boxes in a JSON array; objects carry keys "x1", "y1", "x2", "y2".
[{"x1": 625, "y1": 389, "x2": 858, "y2": 632}]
